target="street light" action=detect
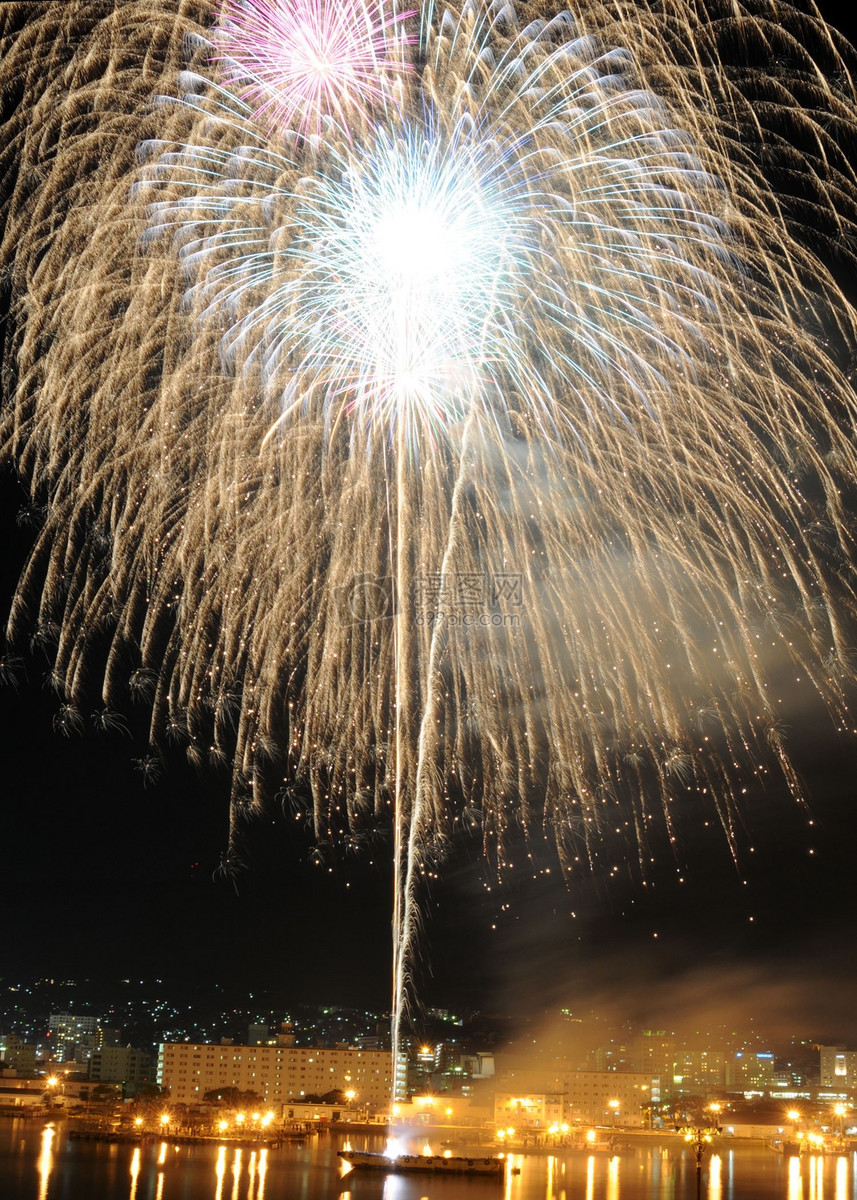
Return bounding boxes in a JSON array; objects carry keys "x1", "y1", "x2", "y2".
[
  {"x1": 681, "y1": 1112, "x2": 721, "y2": 1175},
  {"x1": 786, "y1": 1110, "x2": 801, "y2": 1149},
  {"x1": 640, "y1": 1084, "x2": 652, "y2": 1131},
  {"x1": 684, "y1": 1127, "x2": 715, "y2": 1169},
  {"x1": 608, "y1": 1100, "x2": 620, "y2": 1130},
  {"x1": 834, "y1": 1104, "x2": 848, "y2": 1141}
]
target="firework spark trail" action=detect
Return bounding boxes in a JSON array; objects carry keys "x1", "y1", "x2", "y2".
[{"x1": 2, "y1": 0, "x2": 857, "y2": 1082}]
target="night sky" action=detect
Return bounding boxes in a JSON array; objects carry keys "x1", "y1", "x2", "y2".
[{"x1": 3, "y1": 0, "x2": 857, "y2": 1041}]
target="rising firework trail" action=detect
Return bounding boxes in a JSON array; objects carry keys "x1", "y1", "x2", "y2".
[{"x1": 2, "y1": 0, "x2": 857, "y2": 1086}]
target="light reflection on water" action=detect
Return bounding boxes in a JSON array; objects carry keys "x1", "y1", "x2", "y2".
[
  {"x1": 214, "y1": 1144, "x2": 226, "y2": 1200},
  {"x1": 230, "y1": 1147, "x2": 242, "y2": 1200},
  {"x1": 838, "y1": 1156, "x2": 849, "y2": 1200},
  {"x1": 607, "y1": 1152, "x2": 620, "y2": 1200},
  {"x1": 128, "y1": 1147, "x2": 140, "y2": 1200},
  {"x1": 36, "y1": 1124, "x2": 54, "y2": 1200},
  {"x1": 790, "y1": 1155, "x2": 804, "y2": 1200},
  {"x1": 4, "y1": 1123, "x2": 857, "y2": 1200}
]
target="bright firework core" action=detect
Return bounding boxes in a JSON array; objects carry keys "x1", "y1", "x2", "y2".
[
  {"x1": 372, "y1": 200, "x2": 470, "y2": 417},
  {"x1": 375, "y1": 205, "x2": 457, "y2": 285},
  {"x1": 305, "y1": 126, "x2": 522, "y2": 434}
]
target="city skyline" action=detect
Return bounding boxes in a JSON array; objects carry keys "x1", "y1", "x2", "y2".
[
  {"x1": 6, "y1": 971, "x2": 857, "y2": 1139},
  {"x1": 4, "y1": 968, "x2": 857, "y2": 1084}
]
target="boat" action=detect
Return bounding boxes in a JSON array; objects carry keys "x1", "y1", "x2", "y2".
[
  {"x1": 339, "y1": 1149, "x2": 506, "y2": 1177},
  {"x1": 777, "y1": 1140, "x2": 802, "y2": 1157},
  {"x1": 774, "y1": 1137, "x2": 850, "y2": 1157}
]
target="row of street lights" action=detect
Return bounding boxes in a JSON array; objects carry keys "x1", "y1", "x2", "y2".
[
  {"x1": 786, "y1": 1103, "x2": 851, "y2": 1147},
  {"x1": 131, "y1": 1110, "x2": 277, "y2": 1135}
]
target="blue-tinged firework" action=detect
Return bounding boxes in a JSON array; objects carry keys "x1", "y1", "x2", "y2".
[{"x1": 143, "y1": 13, "x2": 735, "y2": 450}]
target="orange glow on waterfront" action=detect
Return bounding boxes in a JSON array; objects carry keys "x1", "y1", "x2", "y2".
[
  {"x1": 607, "y1": 1154, "x2": 619, "y2": 1200},
  {"x1": 214, "y1": 1145, "x2": 226, "y2": 1200},
  {"x1": 256, "y1": 1148, "x2": 268, "y2": 1200},
  {"x1": 129, "y1": 1146, "x2": 141, "y2": 1200},
  {"x1": 37, "y1": 1125, "x2": 54, "y2": 1200},
  {"x1": 836, "y1": 1155, "x2": 849, "y2": 1200},
  {"x1": 585, "y1": 1153, "x2": 595, "y2": 1200},
  {"x1": 708, "y1": 1153, "x2": 722, "y2": 1200}
]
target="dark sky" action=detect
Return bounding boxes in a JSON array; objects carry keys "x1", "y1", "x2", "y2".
[{"x1": 2, "y1": 0, "x2": 857, "y2": 1041}]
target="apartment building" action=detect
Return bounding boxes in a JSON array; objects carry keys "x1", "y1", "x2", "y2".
[
  {"x1": 158, "y1": 1042, "x2": 392, "y2": 1113},
  {"x1": 495, "y1": 1059, "x2": 653, "y2": 1127}
]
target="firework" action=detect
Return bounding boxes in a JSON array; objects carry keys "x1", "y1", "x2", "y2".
[
  {"x1": 2, "y1": 0, "x2": 857, "y2": 1061},
  {"x1": 213, "y1": 0, "x2": 413, "y2": 136},
  {"x1": 141, "y1": 48, "x2": 734, "y2": 447}
]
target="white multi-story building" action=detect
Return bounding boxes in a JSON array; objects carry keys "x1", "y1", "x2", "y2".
[
  {"x1": 158, "y1": 1042, "x2": 392, "y2": 1113},
  {"x1": 47, "y1": 1013, "x2": 100, "y2": 1063},
  {"x1": 818, "y1": 1045, "x2": 857, "y2": 1091},
  {"x1": 495, "y1": 1091, "x2": 565, "y2": 1132},
  {"x1": 494, "y1": 1060, "x2": 653, "y2": 1127}
]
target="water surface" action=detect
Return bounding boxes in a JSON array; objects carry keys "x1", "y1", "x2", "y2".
[{"x1": 2, "y1": 1119, "x2": 855, "y2": 1200}]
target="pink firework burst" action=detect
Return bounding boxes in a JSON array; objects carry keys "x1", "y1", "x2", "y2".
[{"x1": 215, "y1": 0, "x2": 414, "y2": 137}]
